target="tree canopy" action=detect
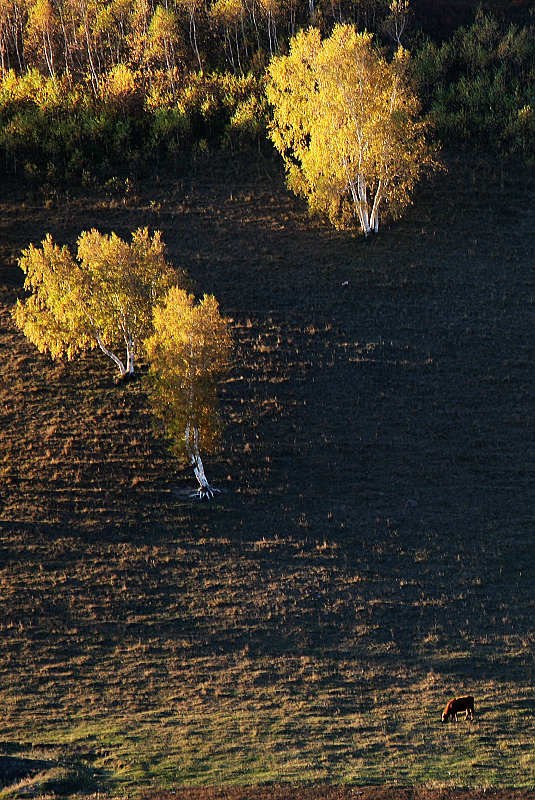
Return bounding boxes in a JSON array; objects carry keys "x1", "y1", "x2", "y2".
[
  {"x1": 145, "y1": 285, "x2": 232, "y2": 498},
  {"x1": 266, "y1": 24, "x2": 440, "y2": 234},
  {"x1": 13, "y1": 226, "x2": 176, "y2": 376}
]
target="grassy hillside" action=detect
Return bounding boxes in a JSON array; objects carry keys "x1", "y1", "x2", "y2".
[{"x1": 1, "y1": 151, "x2": 535, "y2": 795}]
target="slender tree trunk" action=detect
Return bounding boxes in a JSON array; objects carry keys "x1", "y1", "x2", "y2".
[
  {"x1": 81, "y1": 5, "x2": 99, "y2": 93},
  {"x1": 371, "y1": 205, "x2": 379, "y2": 232},
  {"x1": 223, "y1": 25, "x2": 235, "y2": 71},
  {"x1": 42, "y1": 28, "x2": 55, "y2": 80},
  {"x1": 234, "y1": 24, "x2": 241, "y2": 72},
  {"x1": 271, "y1": 13, "x2": 278, "y2": 52},
  {"x1": 163, "y1": 37, "x2": 171, "y2": 73},
  {"x1": 126, "y1": 335, "x2": 135, "y2": 374},
  {"x1": 13, "y1": 3, "x2": 25, "y2": 71},
  {"x1": 95, "y1": 333, "x2": 127, "y2": 376},
  {"x1": 347, "y1": 169, "x2": 372, "y2": 235},
  {"x1": 58, "y1": 6, "x2": 72, "y2": 74},
  {"x1": 0, "y1": 29, "x2": 6, "y2": 75},
  {"x1": 369, "y1": 180, "x2": 382, "y2": 233},
  {"x1": 248, "y1": 0, "x2": 260, "y2": 51},
  {"x1": 357, "y1": 173, "x2": 372, "y2": 234},
  {"x1": 240, "y1": 11, "x2": 248, "y2": 60},
  {"x1": 189, "y1": 9, "x2": 202, "y2": 71},
  {"x1": 265, "y1": 11, "x2": 272, "y2": 56},
  {"x1": 289, "y1": 5, "x2": 295, "y2": 35},
  {"x1": 185, "y1": 425, "x2": 219, "y2": 499}
]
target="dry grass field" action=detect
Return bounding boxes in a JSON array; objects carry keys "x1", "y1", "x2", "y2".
[{"x1": 1, "y1": 150, "x2": 535, "y2": 797}]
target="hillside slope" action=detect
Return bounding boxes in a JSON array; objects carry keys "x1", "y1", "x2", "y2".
[{"x1": 1, "y1": 153, "x2": 535, "y2": 792}]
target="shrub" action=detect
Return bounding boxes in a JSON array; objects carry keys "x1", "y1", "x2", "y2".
[
  {"x1": 412, "y1": 11, "x2": 535, "y2": 159},
  {"x1": 0, "y1": 66, "x2": 265, "y2": 181}
]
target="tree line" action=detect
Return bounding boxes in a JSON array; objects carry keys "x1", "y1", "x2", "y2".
[
  {"x1": 1, "y1": 0, "x2": 529, "y2": 81},
  {"x1": 0, "y1": 4, "x2": 533, "y2": 191},
  {"x1": 0, "y1": 0, "x2": 400, "y2": 80}
]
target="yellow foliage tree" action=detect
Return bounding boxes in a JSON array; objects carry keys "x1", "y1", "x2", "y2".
[
  {"x1": 145, "y1": 286, "x2": 233, "y2": 500},
  {"x1": 99, "y1": 62, "x2": 141, "y2": 111},
  {"x1": 175, "y1": 0, "x2": 203, "y2": 71},
  {"x1": 24, "y1": 0, "x2": 58, "y2": 79},
  {"x1": 266, "y1": 24, "x2": 440, "y2": 234},
  {"x1": 210, "y1": 0, "x2": 243, "y2": 72},
  {"x1": 147, "y1": 4, "x2": 181, "y2": 74},
  {"x1": 13, "y1": 227, "x2": 176, "y2": 377}
]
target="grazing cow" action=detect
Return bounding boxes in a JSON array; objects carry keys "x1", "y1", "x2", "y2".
[{"x1": 441, "y1": 695, "x2": 475, "y2": 723}]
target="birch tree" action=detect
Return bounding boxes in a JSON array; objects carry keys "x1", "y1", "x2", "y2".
[
  {"x1": 382, "y1": 0, "x2": 410, "y2": 46},
  {"x1": 210, "y1": 0, "x2": 244, "y2": 73},
  {"x1": 175, "y1": 0, "x2": 203, "y2": 71},
  {"x1": 145, "y1": 286, "x2": 232, "y2": 500},
  {"x1": 24, "y1": 0, "x2": 59, "y2": 80},
  {"x1": 266, "y1": 24, "x2": 439, "y2": 234},
  {"x1": 13, "y1": 227, "x2": 175, "y2": 377},
  {"x1": 147, "y1": 4, "x2": 181, "y2": 74},
  {"x1": 258, "y1": 0, "x2": 279, "y2": 57},
  {"x1": 0, "y1": 0, "x2": 25, "y2": 73}
]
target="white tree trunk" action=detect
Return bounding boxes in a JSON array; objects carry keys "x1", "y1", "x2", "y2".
[
  {"x1": 369, "y1": 181, "x2": 382, "y2": 233},
  {"x1": 95, "y1": 333, "x2": 127, "y2": 376},
  {"x1": 372, "y1": 207, "x2": 379, "y2": 232},
  {"x1": 185, "y1": 425, "x2": 220, "y2": 500},
  {"x1": 189, "y1": 10, "x2": 202, "y2": 71},
  {"x1": 82, "y1": 8, "x2": 99, "y2": 94},
  {"x1": 348, "y1": 172, "x2": 372, "y2": 235},
  {"x1": 347, "y1": 174, "x2": 366, "y2": 235},
  {"x1": 126, "y1": 335, "x2": 135, "y2": 375},
  {"x1": 42, "y1": 29, "x2": 55, "y2": 81},
  {"x1": 347, "y1": 169, "x2": 382, "y2": 236},
  {"x1": 357, "y1": 172, "x2": 372, "y2": 234}
]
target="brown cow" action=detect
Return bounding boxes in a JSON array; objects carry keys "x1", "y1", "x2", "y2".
[{"x1": 441, "y1": 695, "x2": 475, "y2": 723}]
